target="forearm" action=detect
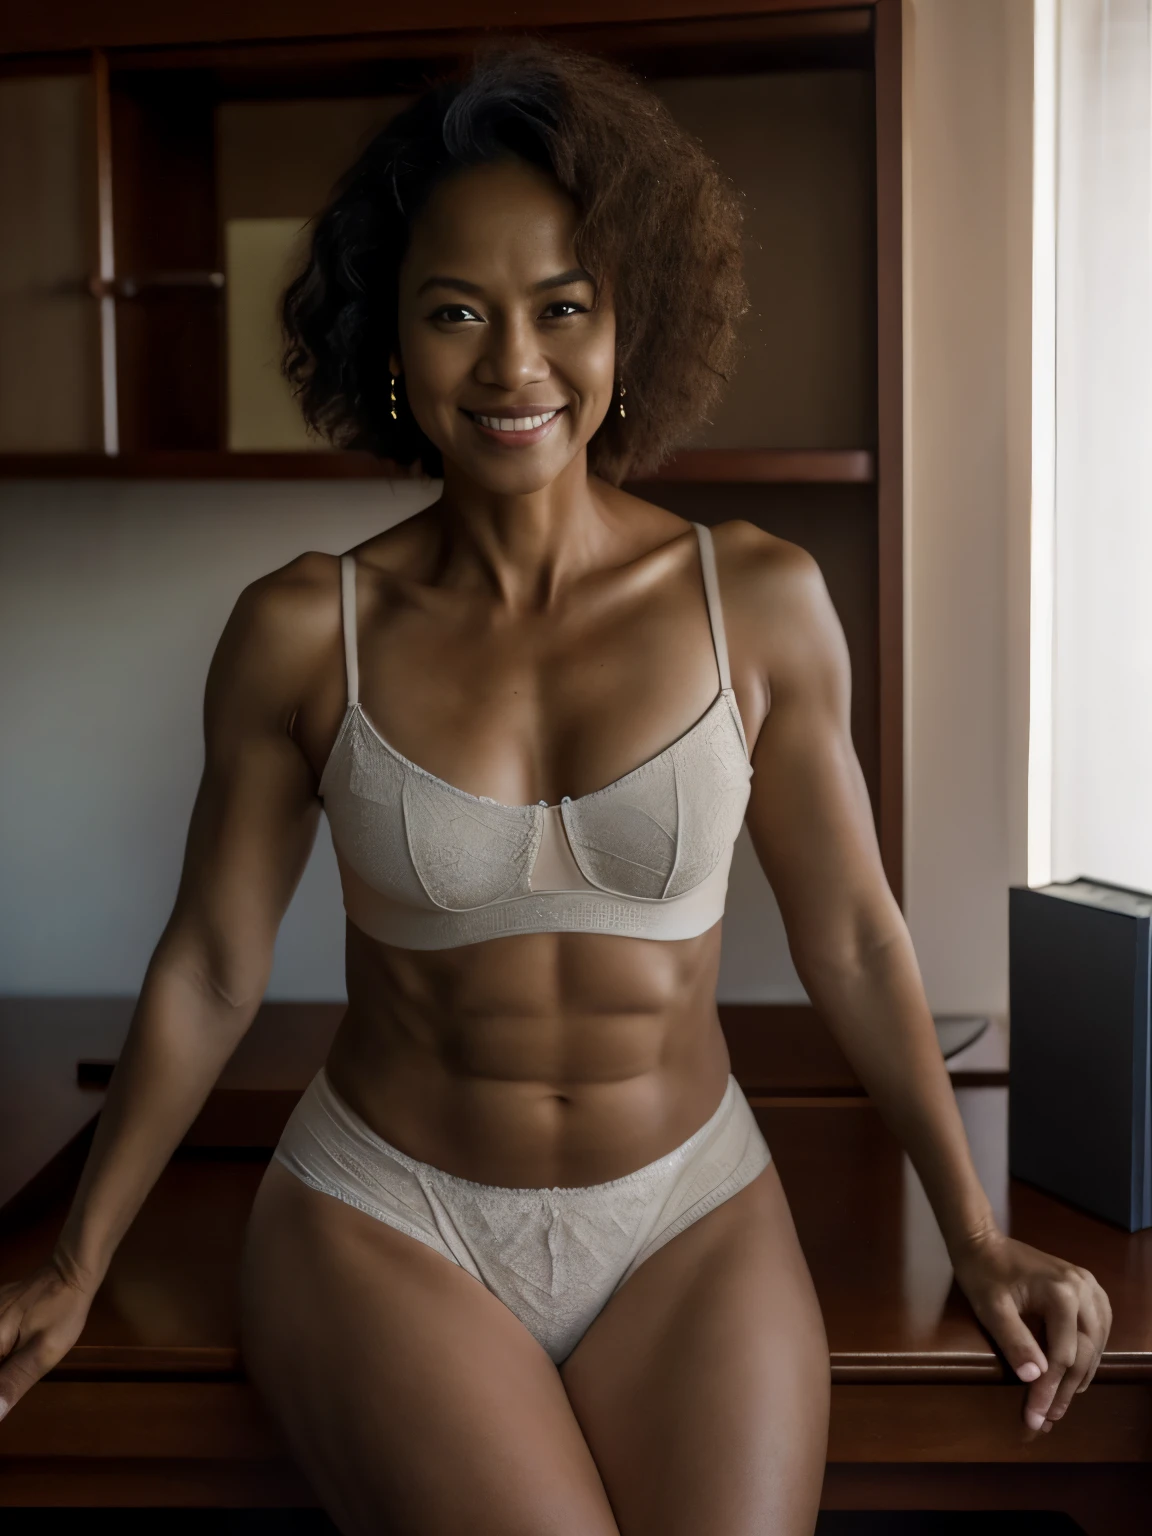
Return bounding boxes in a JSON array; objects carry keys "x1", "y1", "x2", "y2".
[
  {"x1": 53, "y1": 951, "x2": 263, "y2": 1293},
  {"x1": 796, "y1": 931, "x2": 997, "y2": 1256}
]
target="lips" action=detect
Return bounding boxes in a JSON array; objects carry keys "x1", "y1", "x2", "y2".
[{"x1": 463, "y1": 406, "x2": 566, "y2": 448}]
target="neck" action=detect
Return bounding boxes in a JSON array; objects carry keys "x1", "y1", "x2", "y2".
[{"x1": 434, "y1": 451, "x2": 618, "y2": 611}]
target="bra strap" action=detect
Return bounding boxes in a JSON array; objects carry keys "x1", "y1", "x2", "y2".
[
  {"x1": 339, "y1": 553, "x2": 360, "y2": 705},
  {"x1": 692, "y1": 522, "x2": 732, "y2": 691}
]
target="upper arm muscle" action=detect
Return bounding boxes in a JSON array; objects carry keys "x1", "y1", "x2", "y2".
[
  {"x1": 155, "y1": 559, "x2": 331, "y2": 1009},
  {"x1": 738, "y1": 535, "x2": 901, "y2": 974}
]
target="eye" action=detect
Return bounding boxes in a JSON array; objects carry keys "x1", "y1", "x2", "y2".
[
  {"x1": 541, "y1": 300, "x2": 588, "y2": 320},
  {"x1": 429, "y1": 304, "x2": 483, "y2": 324}
]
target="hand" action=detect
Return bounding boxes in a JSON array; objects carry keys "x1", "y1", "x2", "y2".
[
  {"x1": 0, "y1": 1259, "x2": 96, "y2": 1421},
  {"x1": 950, "y1": 1227, "x2": 1112, "y2": 1432}
]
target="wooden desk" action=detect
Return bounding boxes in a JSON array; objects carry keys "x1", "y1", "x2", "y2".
[{"x1": 0, "y1": 1003, "x2": 1148, "y2": 1527}]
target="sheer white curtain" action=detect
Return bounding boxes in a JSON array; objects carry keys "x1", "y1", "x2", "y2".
[{"x1": 1034, "y1": 0, "x2": 1152, "y2": 891}]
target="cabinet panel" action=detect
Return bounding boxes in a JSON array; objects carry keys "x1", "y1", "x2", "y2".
[
  {"x1": 0, "y1": 76, "x2": 101, "y2": 451},
  {"x1": 653, "y1": 71, "x2": 876, "y2": 451},
  {"x1": 110, "y1": 72, "x2": 220, "y2": 451}
]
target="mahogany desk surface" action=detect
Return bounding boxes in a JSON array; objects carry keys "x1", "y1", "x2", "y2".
[{"x1": 0, "y1": 999, "x2": 1148, "y2": 1524}]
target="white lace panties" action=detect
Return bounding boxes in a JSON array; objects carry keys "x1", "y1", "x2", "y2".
[{"x1": 272, "y1": 1067, "x2": 772, "y2": 1364}]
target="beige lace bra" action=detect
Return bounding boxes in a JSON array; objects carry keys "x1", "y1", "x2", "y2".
[{"x1": 318, "y1": 521, "x2": 753, "y2": 950}]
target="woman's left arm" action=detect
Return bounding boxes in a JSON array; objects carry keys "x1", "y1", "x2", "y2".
[{"x1": 732, "y1": 528, "x2": 1113, "y2": 1434}]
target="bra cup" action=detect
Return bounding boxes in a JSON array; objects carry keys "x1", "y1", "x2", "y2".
[
  {"x1": 661, "y1": 703, "x2": 752, "y2": 898},
  {"x1": 562, "y1": 754, "x2": 678, "y2": 899},
  {"x1": 401, "y1": 776, "x2": 541, "y2": 911},
  {"x1": 331, "y1": 716, "x2": 434, "y2": 906},
  {"x1": 562, "y1": 701, "x2": 752, "y2": 901}
]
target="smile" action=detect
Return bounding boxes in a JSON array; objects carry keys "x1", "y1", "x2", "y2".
[{"x1": 463, "y1": 407, "x2": 566, "y2": 447}]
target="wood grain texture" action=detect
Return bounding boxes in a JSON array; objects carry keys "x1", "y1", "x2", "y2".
[
  {"x1": 109, "y1": 72, "x2": 222, "y2": 451},
  {"x1": 873, "y1": 0, "x2": 904, "y2": 905},
  {"x1": 0, "y1": 448, "x2": 876, "y2": 481},
  {"x1": 766, "y1": 1093, "x2": 1152, "y2": 1383},
  {"x1": 827, "y1": 1383, "x2": 1152, "y2": 1463},
  {"x1": 0, "y1": 1381, "x2": 290, "y2": 1459},
  {"x1": 821, "y1": 1464, "x2": 1152, "y2": 1536},
  {"x1": 2, "y1": 1, "x2": 878, "y2": 58},
  {"x1": 0, "y1": 1456, "x2": 319, "y2": 1508},
  {"x1": 110, "y1": 13, "x2": 874, "y2": 81},
  {"x1": 0, "y1": 74, "x2": 101, "y2": 451},
  {"x1": 2, "y1": 1378, "x2": 1149, "y2": 1471}
]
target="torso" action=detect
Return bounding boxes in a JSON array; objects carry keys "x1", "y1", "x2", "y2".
[{"x1": 286, "y1": 488, "x2": 778, "y2": 1187}]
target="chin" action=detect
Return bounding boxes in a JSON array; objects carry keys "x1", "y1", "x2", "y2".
[{"x1": 453, "y1": 453, "x2": 574, "y2": 497}]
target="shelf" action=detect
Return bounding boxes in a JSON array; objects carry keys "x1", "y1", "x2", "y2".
[
  {"x1": 0, "y1": 447, "x2": 875, "y2": 484},
  {"x1": 2, "y1": 2, "x2": 876, "y2": 62},
  {"x1": 636, "y1": 449, "x2": 875, "y2": 484}
]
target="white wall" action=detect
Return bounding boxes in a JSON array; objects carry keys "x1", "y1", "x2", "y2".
[
  {"x1": 1047, "y1": 0, "x2": 1152, "y2": 894},
  {"x1": 0, "y1": 479, "x2": 802, "y2": 1001},
  {"x1": 0, "y1": 479, "x2": 428, "y2": 1000},
  {"x1": 902, "y1": 0, "x2": 1035, "y2": 1023}
]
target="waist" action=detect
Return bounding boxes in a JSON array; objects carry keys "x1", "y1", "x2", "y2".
[
  {"x1": 311, "y1": 1056, "x2": 740, "y2": 1185},
  {"x1": 324, "y1": 1023, "x2": 732, "y2": 1188},
  {"x1": 330, "y1": 918, "x2": 730, "y2": 1183}
]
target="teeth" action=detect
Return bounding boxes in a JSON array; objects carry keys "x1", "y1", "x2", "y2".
[{"x1": 475, "y1": 410, "x2": 558, "y2": 432}]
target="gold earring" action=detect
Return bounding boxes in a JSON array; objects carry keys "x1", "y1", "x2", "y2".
[
  {"x1": 618, "y1": 380, "x2": 626, "y2": 420},
  {"x1": 390, "y1": 373, "x2": 398, "y2": 422}
]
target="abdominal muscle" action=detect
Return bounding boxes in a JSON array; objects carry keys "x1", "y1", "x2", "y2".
[{"x1": 322, "y1": 916, "x2": 733, "y2": 1189}]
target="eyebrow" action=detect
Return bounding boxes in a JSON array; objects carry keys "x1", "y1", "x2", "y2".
[{"x1": 415, "y1": 267, "x2": 595, "y2": 299}]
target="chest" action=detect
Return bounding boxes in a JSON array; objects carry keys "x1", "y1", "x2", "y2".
[{"x1": 346, "y1": 580, "x2": 728, "y2": 808}]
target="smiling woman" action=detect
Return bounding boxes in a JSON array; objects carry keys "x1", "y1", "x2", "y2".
[{"x1": 281, "y1": 42, "x2": 747, "y2": 482}]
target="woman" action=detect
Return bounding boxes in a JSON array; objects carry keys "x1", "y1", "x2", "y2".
[{"x1": 0, "y1": 41, "x2": 1111, "y2": 1536}]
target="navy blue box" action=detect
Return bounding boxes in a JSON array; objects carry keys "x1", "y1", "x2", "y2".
[{"x1": 1008, "y1": 879, "x2": 1151, "y2": 1231}]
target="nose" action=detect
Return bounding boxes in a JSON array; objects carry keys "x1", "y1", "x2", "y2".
[{"x1": 473, "y1": 311, "x2": 549, "y2": 394}]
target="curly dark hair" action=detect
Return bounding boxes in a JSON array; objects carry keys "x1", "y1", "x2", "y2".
[{"x1": 281, "y1": 40, "x2": 747, "y2": 483}]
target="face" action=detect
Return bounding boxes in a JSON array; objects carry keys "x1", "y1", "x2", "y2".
[{"x1": 393, "y1": 157, "x2": 617, "y2": 496}]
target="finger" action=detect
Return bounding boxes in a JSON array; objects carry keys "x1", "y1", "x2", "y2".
[
  {"x1": 982, "y1": 1293, "x2": 1048, "y2": 1385},
  {"x1": 1075, "y1": 1290, "x2": 1113, "y2": 1393},
  {"x1": 0, "y1": 1304, "x2": 26, "y2": 1367},
  {"x1": 1025, "y1": 1283, "x2": 1080, "y2": 1429},
  {"x1": 0, "y1": 1338, "x2": 49, "y2": 1420},
  {"x1": 1043, "y1": 1328, "x2": 1096, "y2": 1424}
]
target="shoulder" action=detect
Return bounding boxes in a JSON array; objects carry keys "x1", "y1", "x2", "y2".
[
  {"x1": 710, "y1": 519, "x2": 831, "y2": 625},
  {"x1": 708, "y1": 519, "x2": 848, "y2": 689},
  {"x1": 206, "y1": 549, "x2": 343, "y2": 716}
]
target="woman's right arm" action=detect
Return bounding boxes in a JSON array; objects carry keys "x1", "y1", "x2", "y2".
[{"x1": 0, "y1": 557, "x2": 331, "y2": 1421}]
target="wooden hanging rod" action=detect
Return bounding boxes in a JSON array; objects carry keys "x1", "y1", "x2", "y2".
[{"x1": 87, "y1": 272, "x2": 226, "y2": 299}]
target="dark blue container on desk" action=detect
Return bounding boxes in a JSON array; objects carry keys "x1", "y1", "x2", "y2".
[{"x1": 1008, "y1": 879, "x2": 1151, "y2": 1232}]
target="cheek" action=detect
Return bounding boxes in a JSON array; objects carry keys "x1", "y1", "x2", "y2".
[
  {"x1": 576, "y1": 320, "x2": 618, "y2": 393},
  {"x1": 400, "y1": 336, "x2": 472, "y2": 431},
  {"x1": 571, "y1": 327, "x2": 618, "y2": 420}
]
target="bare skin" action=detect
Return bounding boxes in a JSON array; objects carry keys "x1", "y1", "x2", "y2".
[{"x1": 0, "y1": 155, "x2": 1111, "y2": 1535}]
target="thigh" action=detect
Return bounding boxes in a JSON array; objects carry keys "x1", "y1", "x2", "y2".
[
  {"x1": 559, "y1": 1159, "x2": 830, "y2": 1536},
  {"x1": 239, "y1": 1157, "x2": 620, "y2": 1536}
]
